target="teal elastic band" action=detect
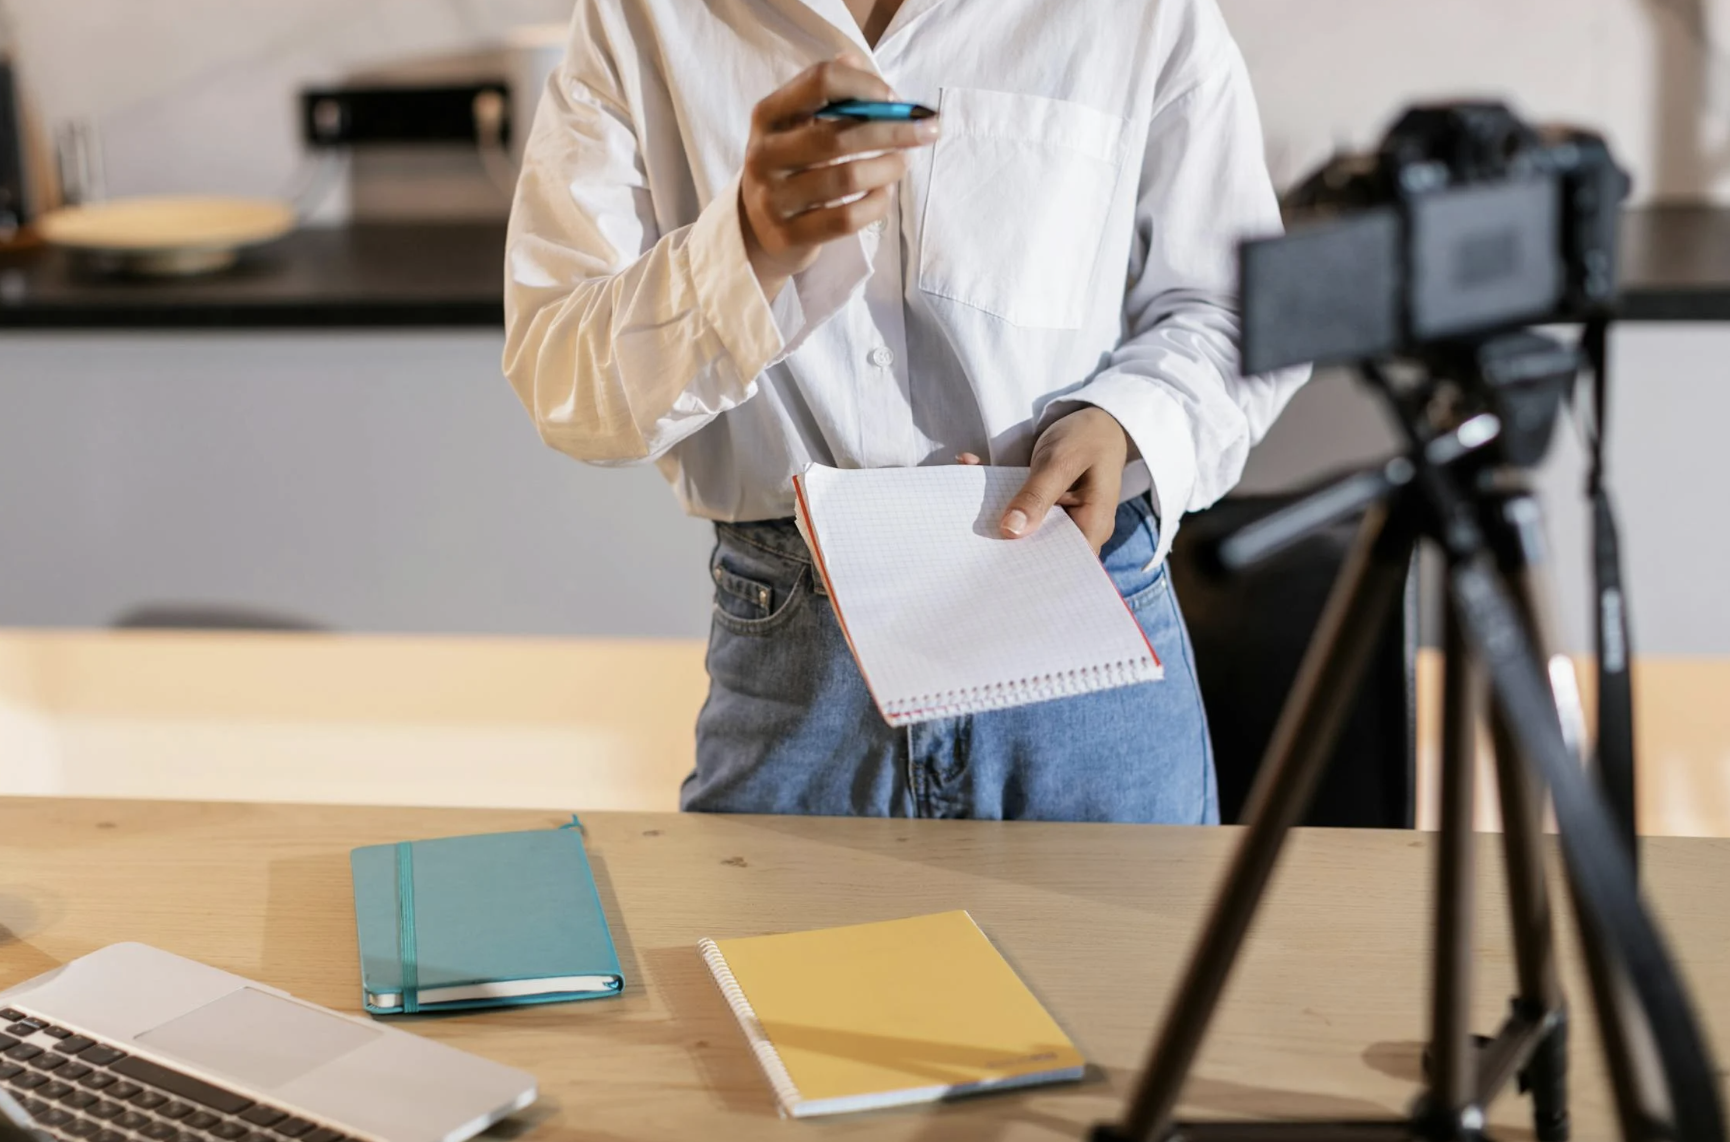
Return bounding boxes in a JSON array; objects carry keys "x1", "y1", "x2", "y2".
[{"x1": 395, "y1": 841, "x2": 419, "y2": 1014}]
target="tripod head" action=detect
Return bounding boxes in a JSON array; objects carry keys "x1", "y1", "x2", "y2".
[
  {"x1": 1419, "y1": 332, "x2": 1579, "y2": 473},
  {"x1": 1189, "y1": 327, "x2": 1580, "y2": 582}
]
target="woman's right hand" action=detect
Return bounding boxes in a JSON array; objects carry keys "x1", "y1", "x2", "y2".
[{"x1": 740, "y1": 55, "x2": 940, "y2": 298}]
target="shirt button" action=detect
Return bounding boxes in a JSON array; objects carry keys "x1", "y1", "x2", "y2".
[
  {"x1": 868, "y1": 346, "x2": 895, "y2": 368},
  {"x1": 867, "y1": 219, "x2": 887, "y2": 235}
]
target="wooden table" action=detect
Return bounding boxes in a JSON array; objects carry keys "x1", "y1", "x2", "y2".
[{"x1": 3, "y1": 799, "x2": 1728, "y2": 1140}]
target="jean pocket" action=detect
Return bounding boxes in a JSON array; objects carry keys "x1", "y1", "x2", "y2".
[
  {"x1": 917, "y1": 88, "x2": 1131, "y2": 329},
  {"x1": 710, "y1": 534, "x2": 811, "y2": 636},
  {"x1": 1104, "y1": 497, "x2": 1168, "y2": 609},
  {"x1": 1119, "y1": 560, "x2": 1171, "y2": 611}
]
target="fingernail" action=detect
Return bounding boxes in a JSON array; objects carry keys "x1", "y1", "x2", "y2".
[
  {"x1": 1002, "y1": 509, "x2": 1028, "y2": 537},
  {"x1": 916, "y1": 119, "x2": 941, "y2": 141}
]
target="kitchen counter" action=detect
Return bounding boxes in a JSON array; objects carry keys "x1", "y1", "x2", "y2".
[
  {"x1": 0, "y1": 208, "x2": 1727, "y2": 330},
  {"x1": 1618, "y1": 205, "x2": 1730, "y2": 320},
  {"x1": 0, "y1": 222, "x2": 505, "y2": 329}
]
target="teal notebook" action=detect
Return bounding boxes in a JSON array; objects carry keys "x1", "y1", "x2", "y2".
[{"x1": 350, "y1": 824, "x2": 624, "y2": 1015}]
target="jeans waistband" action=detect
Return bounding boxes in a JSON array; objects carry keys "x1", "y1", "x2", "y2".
[
  {"x1": 716, "y1": 492, "x2": 1156, "y2": 566},
  {"x1": 715, "y1": 518, "x2": 810, "y2": 563}
]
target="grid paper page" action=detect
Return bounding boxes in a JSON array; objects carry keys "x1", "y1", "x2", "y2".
[{"x1": 797, "y1": 465, "x2": 1161, "y2": 726}]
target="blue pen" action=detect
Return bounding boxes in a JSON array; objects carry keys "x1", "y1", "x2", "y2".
[{"x1": 814, "y1": 99, "x2": 938, "y2": 121}]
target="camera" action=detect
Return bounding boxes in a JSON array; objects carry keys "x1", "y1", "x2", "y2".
[{"x1": 1239, "y1": 102, "x2": 1632, "y2": 377}]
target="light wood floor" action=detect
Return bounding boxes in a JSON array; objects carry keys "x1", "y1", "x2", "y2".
[{"x1": 1, "y1": 630, "x2": 1726, "y2": 835}]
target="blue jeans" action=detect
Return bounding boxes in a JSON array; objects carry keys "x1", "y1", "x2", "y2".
[{"x1": 684, "y1": 495, "x2": 1218, "y2": 823}]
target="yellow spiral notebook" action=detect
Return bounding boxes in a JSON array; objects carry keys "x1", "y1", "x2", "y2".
[{"x1": 698, "y1": 910, "x2": 1086, "y2": 1117}]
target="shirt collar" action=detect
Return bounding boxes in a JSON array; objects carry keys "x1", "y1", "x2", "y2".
[
  {"x1": 790, "y1": 0, "x2": 873, "y2": 55},
  {"x1": 789, "y1": 0, "x2": 952, "y2": 60}
]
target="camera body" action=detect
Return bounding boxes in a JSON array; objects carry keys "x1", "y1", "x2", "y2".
[{"x1": 1240, "y1": 102, "x2": 1631, "y2": 377}]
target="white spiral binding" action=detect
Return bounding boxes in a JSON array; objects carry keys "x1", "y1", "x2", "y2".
[
  {"x1": 880, "y1": 654, "x2": 1161, "y2": 725},
  {"x1": 698, "y1": 938, "x2": 803, "y2": 1117}
]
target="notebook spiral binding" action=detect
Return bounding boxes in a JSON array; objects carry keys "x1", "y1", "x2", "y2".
[
  {"x1": 698, "y1": 938, "x2": 804, "y2": 1116},
  {"x1": 880, "y1": 654, "x2": 1161, "y2": 725}
]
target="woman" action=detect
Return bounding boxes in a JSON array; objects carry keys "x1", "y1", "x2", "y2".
[{"x1": 503, "y1": 0, "x2": 1305, "y2": 822}]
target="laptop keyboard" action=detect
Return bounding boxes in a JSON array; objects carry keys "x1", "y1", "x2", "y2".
[{"x1": 0, "y1": 1008, "x2": 360, "y2": 1142}]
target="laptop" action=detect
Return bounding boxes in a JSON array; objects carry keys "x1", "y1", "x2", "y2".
[{"x1": 0, "y1": 944, "x2": 536, "y2": 1142}]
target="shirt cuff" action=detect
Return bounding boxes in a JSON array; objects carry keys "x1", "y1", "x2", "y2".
[
  {"x1": 1041, "y1": 375, "x2": 1198, "y2": 568},
  {"x1": 685, "y1": 173, "x2": 786, "y2": 384}
]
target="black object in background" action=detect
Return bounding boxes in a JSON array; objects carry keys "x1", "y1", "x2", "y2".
[
  {"x1": 1170, "y1": 492, "x2": 1417, "y2": 829},
  {"x1": 0, "y1": 58, "x2": 26, "y2": 236},
  {"x1": 301, "y1": 84, "x2": 511, "y2": 148}
]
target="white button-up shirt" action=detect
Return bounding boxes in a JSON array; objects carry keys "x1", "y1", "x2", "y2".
[{"x1": 504, "y1": 0, "x2": 1307, "y2": 565}]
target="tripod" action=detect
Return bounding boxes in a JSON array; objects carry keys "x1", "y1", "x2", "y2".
[{"x1": 1093, "y1": 332, "x2": 1725, "y2": 1142}]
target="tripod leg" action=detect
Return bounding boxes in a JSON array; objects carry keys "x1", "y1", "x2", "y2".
[
  {"x1": 1572, "y1": 936, "x2": 1672, "y2": 1140},
  {"x1": 1485, "y1": 489, "x2": 1671, "y2": 1140},
  {"x1": 1488, "y1": 653, "x2": 1570, "y2": 1138},
  {"x1": 1489, "y1": 678, "x2": 1561, "y2": 1012},
  {"x1": 1103, "y1": 501, "x2": 1420, "y2": 1142},
  {"x1": 1481, "y1": 487, "x2": 1570, "y2": 1140},
  {"x1": 1423, "y1": 599, "x2": 1483, "y2": 1134},
  {"x1": 1486, "y1": 701, "x2": 1570, "y2": 1142}
]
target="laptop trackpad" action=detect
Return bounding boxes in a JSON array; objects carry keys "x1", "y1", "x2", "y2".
[{"x1": 136, "y1": 988, "x2": 382, "y2": 1090}]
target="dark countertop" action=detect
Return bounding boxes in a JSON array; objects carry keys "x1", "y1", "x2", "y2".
[
  {"x1": 0, "y1": 208, "x2": 1728, "y2": 330},
  {"x1": 0, "y1": 223, "x2": 507, "y2": 330},
  {"x1": 1617, "y1": 206, "x2": 1730, "y2": 321}
]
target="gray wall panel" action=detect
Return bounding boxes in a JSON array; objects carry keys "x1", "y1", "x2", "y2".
[{"x1": 0, "y1": 332, "x2": 714, "y2": 637}]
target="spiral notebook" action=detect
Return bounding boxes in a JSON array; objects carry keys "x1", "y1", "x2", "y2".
[
  {"x1": 699, "y1": 911, "x2": 1086, "y2": 1117},
  {"x1": 793, "y1": 464, "x2": 1161, "y2": 726}
]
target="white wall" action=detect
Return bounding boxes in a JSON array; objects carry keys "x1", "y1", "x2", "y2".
[
  {"x1": 6, "y1": 0, "x2": 1730, "y2": 215},
  {"x1": 0, "y1": 332, "x2": 714, "y2": 638},
  {"x1": 1224, "y1": 0, "x2": 1730, "y2": 204}
]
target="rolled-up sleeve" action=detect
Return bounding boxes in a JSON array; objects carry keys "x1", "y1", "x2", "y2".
[
  {"x1": 1041, "y1": 0, "x2": 1309, "y2": 564},
  {"x1": 502, "y1": 4, "x2": 863, "y2": 465}
]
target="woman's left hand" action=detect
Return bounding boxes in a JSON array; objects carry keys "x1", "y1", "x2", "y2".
[{"x1": 958, "y1": 407, "x2": 1133, "y2": 553}]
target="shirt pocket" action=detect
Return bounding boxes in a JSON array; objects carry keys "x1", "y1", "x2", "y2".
[{"x1": 917, "y1": 88, "x2": 1133, "y2": 330}]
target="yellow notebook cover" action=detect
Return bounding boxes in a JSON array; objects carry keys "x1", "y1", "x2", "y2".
[{"x1": 698, "y1": 910, "x2": 1085, "y2": 1117}]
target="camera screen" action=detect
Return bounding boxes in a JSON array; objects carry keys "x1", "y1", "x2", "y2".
[
  {"x1": 1409, "y1": 177, "x2": 1563, "y2": 340},
  {"x1": 1239, "y1": 209, "x2": 1402, "y2": 375}
]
